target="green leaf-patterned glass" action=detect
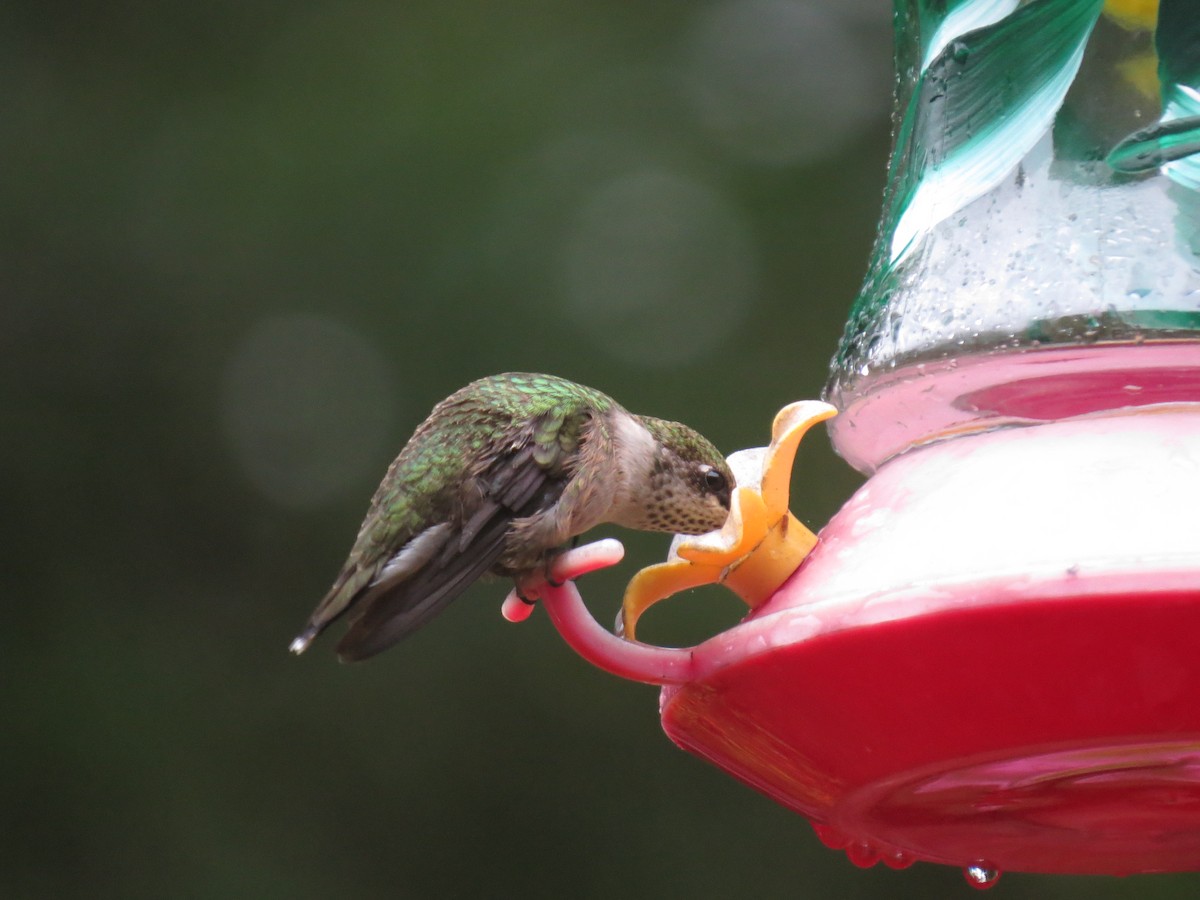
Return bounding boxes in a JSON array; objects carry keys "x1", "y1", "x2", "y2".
[{"x1": 827, "y1": 0, "x2": 1200, "y2": 472}]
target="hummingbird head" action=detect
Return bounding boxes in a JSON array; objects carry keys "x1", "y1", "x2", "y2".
[{"x1": 630, "y1": 416, "x2": 734, "y2": 535}]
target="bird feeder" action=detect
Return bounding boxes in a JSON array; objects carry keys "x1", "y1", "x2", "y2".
[{"x1": 509, "y1": 0, "x2": 1200, "y2": 882}]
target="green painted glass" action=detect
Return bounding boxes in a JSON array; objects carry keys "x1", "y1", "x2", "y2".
[{"x1": 827, "y1": 0, "x2": 1200, "y2": 472}]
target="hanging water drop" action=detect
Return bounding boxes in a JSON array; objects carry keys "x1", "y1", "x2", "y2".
[
  {"x1": 882, "y1": 850, "x2": 914, "y2": 870},
  {"x1": 810, "y1": 823, "x2": 850, "y2": 850},
  {"x1": 844, "y1": 841, "x2": 880, "y2": 868},
  {"x1": 964, "y1": 864, "x2": 1001, "y2": 889}
]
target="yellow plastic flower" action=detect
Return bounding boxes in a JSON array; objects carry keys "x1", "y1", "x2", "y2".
[{"x1": 619, "y1": 401, "x2": 837, "y2": 641}]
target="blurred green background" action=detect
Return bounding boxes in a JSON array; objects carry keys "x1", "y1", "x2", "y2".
[{"x1": 3, "y1": 0, "x2": 1195, "y2": 897}]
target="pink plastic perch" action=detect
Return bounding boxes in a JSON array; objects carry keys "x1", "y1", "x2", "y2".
[{"x1": 502, "y1": 539, "x2": 698, "y2": 686}]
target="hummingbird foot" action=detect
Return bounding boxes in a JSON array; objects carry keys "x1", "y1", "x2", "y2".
[
  {"x1": 543, "y1": 544, "x2": 576, "y2": 588},
  {"x1": 501, "y1": 539, "x2": 627, "y2": 625}
]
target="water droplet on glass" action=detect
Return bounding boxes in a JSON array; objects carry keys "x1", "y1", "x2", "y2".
[{"x1": 964, "y1": 864, "x2": 1001, "y2": 889}]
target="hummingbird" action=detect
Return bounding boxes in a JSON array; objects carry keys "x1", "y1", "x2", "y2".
[{"x1": 289, "y1": 372, "x2": 734, "y2": 661}]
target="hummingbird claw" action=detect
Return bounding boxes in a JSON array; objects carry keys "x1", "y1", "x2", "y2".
[
  {"x1": 543, "y1": 545, "x2": 571, "y2": 587},
  {"x1": 501, "y1": 539, "x2": 626, "y2": 626}
]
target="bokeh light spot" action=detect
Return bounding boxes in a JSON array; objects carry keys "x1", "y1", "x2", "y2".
[
  {"x1": 560, "y1": 167, "x2": 756, "y2": 367},
  {"x1": 681, "y1": 0, "x2": 883, "y2": 166},
  {"x1": 220, "y1": 314, "x2": 397, "y2": 509}
]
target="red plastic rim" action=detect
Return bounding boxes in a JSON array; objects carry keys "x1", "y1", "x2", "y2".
[
  {"x1": 663, "y1": 591, "x2": 1200, "y2": 874},
  {"x1": 658, "y1": 408, "x2": 1200, "y2": 874}
]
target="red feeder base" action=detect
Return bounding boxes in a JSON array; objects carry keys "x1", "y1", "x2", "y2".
[
  {"x1": 663, "y1": 591, "x2": 1200, "y2": 874},
  {"x1": 657, "y1": 407, "x2": 1200, "y2": 875},
  {"x1": 537, "y1": 406, "x2": 1200, "y2": 876}
]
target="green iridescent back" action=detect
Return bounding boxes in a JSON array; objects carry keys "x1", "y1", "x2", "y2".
[{"x1": 352, "y1": 373, "x2": 616, "y2": 564}]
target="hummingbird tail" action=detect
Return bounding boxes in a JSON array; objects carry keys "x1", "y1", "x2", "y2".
[{"x1": 288, "y1": 625, "x2": 320, "y2": 655}]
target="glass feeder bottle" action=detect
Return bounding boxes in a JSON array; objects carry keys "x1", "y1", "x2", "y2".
[{"x1": 826, "y1": 0, "x2": 1200, "y2": 469}]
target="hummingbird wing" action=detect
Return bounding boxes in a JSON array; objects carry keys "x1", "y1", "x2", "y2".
[{"x1": 332, "y1": 412, "x2": 594, "y2": 661}]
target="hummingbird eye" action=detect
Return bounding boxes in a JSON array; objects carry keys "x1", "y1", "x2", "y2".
[{"x1": 702, "y1": 467, "x2": 727, "y2": 493}]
